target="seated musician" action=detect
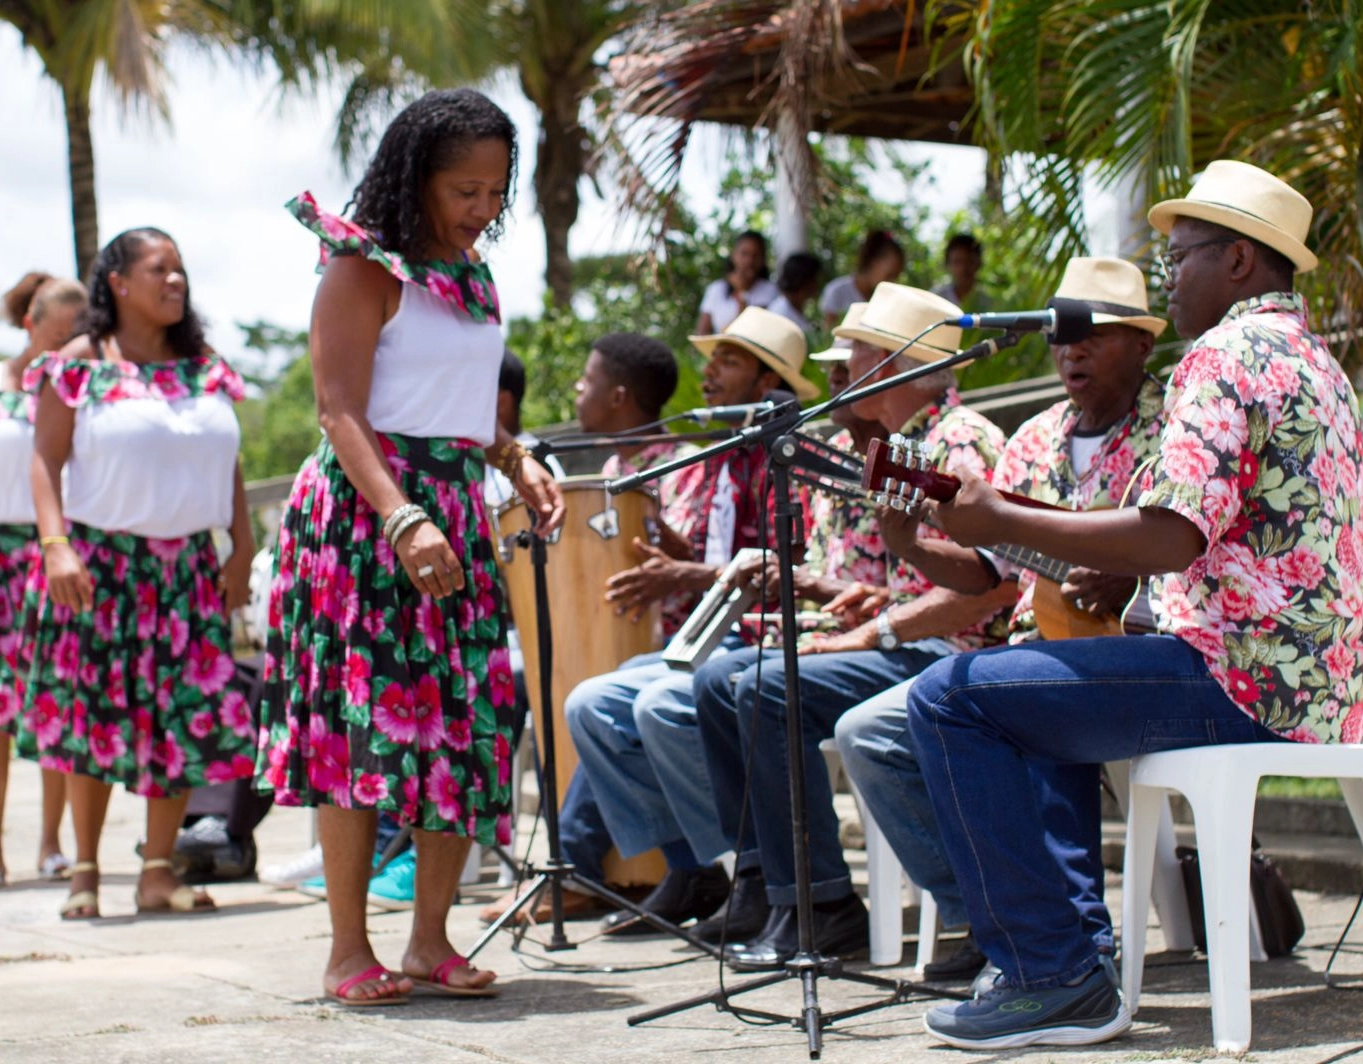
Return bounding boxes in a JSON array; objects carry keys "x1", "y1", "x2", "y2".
[
  {"x1": 835, "y1": 256, "x2": 1166, "y2": 985},
  {"x1": 898, "y1": 162, "x2": 1362, "y2": 1049},
  {"x1": 690, "y1": 284, "x2": 1016, "y2": 970},
  {"x1": 481, "y1": 309, "x2": 816, "y2": 925}
]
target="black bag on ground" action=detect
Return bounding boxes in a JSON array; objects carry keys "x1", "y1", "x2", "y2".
[{"x1": 1176, "y1": 843, "x2": 1305, "y2": 957}]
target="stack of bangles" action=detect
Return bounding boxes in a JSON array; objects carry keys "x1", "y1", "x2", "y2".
[
  {"x1": 382, "y1": 503, "x2": 430, "y2": 551},
  {"x1": 494, "y1": 439, "x2": 529, "y2": 481}
]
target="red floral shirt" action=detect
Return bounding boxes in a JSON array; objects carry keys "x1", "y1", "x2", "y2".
[
  {"x1": 992, "y1": 375, "x2": 1166, "y2": 641},
  {"x1": 1137, "y1": 294, "x2": 1363, "y2": 743},
  {"x1": 602, "y1": 438, "x2": 700, "y2": 637}
]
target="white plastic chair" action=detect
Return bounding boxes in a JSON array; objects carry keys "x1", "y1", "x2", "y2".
[{"x1": 1121, "y1": 742, "x2": 1363, "y2": 1052}]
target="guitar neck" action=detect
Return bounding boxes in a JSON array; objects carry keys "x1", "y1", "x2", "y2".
[{"x1": 989, "y1": 542, "x2": 1072, "y2": 583}]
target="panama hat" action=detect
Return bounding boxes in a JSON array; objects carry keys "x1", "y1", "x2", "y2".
[
  {"x1": 1054, "y1": 257, "x2": 1165, "y2": 337},
  {"x1": 1147, "y1": 160, "x2": 1317, "y2": 273},
  {"x1": 833, "y1": 283, "x2": 962, "y2": 363},
  {"x1": 690, "y1": 305, "x2": 819, "y2": 401},
  {"x1": 810, "y1": 302, "x2": 868, "y2": 361}
]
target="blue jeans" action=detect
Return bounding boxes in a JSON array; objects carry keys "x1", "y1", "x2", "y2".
[
  {"x1": 695, "y1": 641, "x2": 955, "y2": 906},
  {"x1": 564, "y1": 644, "x2": 738, "y2": 862},
  {"x1": 834, "y1": 682, "x2": 970, "y2": 931},
  {"x1": 907, "y1": 634, "x2": 1286, "y2": 990},
  {"x1": 836, "y1": 683, "x2": 1114, "y2": 949}
]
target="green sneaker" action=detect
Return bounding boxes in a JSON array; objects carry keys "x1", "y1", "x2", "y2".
[
  {"x1": 296, "y1": 873, "x2": 327, "y2": 900},
  {"x1": 924, "y1": 962, "x2": 1132, "y2": 1049},
  {"x1": 367, "y1": 851, "x2": 416, "y2": 912}
]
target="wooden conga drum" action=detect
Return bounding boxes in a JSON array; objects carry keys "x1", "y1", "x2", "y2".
[{"x1": 496, "y1": 476, "x2": 667, "y2": 885}]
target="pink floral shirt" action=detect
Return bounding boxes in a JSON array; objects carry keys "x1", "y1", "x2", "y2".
[
  {"x1": 992, "y1": 376, "x2": 1166, "y2": 641},
  {"x1": 1136, "y1": 294, "x2": 1363, "y2": 743},
  {"x1": 893, "y1": 389, "x2": 1009, "y2": 651},
  {"x1": 804, "y1": 429, "x2": 889, "y2": 588},
  {"x1": 602, "y1": 438, "x2": 701, "y2": 637}
]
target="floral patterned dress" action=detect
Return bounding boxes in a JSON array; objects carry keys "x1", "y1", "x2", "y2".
[
  {"x1": 12, "y1": 355, "x2": 253, "y2": 796},
  {"x1": 0, "y1": 387, "x2": 39, "y2": 733},
  {"x1": 254, "y1": 194, "x2": 515, "y2": 843}
]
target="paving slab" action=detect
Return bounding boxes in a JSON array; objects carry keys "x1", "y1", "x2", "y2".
[{"x1": 3, "y1": 760, "x2": 1362, "y2": 1063}]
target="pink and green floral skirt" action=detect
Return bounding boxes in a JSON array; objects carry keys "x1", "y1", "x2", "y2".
[
  {"x1": 12, "y1": 525, "x2": 254, "y2": 795},
  {"x1": 0, "y1": 523, "x2": 38, "y2": 731},
  {"x1": 255, "y1": 434, "x2": 515, "y2": 844}
]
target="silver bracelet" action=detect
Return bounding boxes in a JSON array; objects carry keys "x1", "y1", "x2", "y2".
[
  {"x1": 386, "y1": 509, "x2": 430, "y2": 549},
  {"x1": 382, "y1": 503, "x2": 422, "y2": 543}
]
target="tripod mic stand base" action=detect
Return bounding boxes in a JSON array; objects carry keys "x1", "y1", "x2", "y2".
[{"x1": 627, "y1": 949, "x2": 968, "y2": 1060}]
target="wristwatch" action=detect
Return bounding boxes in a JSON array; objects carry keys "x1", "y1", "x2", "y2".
[{"x1": 876, "y1": 611, "x2": 900, "y2": 652}]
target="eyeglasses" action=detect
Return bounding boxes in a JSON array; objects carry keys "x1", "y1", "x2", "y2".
[{"x1": 1156, "y1": 237, "x2": 1238, "y2": 281}]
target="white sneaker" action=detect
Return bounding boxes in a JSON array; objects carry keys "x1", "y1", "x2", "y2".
[{"x1": 259, "y1": 843, "x2": 324, "y2": 888}]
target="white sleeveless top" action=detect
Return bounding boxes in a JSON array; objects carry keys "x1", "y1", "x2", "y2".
[
  {"x1": 367, "y1": 283, "x2": 503, "y2": 443},
  {"x1": 27, "y1": 355, "x2": 244, "y2": 539},
  {"x1": 0, "y1": 391, "x2": 35, "y2": 524}
]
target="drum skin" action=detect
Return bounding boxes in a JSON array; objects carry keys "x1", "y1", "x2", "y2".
[{"x1": 496, "y1": 476, "x2": 667, "y2": 885}]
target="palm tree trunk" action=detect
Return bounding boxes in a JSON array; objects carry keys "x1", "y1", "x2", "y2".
[
  {"x1": 62, "y1": 79, "x2": 99, "y2": 279},
  {"x1": 531, "y1": 78, "x2": 586, "y2": 308}
]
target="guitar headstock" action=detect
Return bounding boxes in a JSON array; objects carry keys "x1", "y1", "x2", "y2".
[{"x1": 860, "y1": 435, "x2": 962, "y2": 510}]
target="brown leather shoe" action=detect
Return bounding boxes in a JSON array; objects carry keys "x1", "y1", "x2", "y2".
[{"x1": 478, "y1": 882, "x2": 607, "y2": 925}]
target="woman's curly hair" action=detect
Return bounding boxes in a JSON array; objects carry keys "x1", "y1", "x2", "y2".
[
  {"x1": 348, "y1": 88, "x2": 518, "y2": 260},
  {"x1": 83, "y1": 228, "x2": 207, "y2": 360}
]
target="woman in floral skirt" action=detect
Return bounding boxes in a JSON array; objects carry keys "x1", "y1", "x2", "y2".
[
  {"x1": 0, "y1": 272, "x2": 85, "y2": 887},
  {"x1": 255, "y1": 88, "x2": 562, "y2": 1006},
  {"x1": 16, "y1": 230, "x2": 255, "y2": 918}
]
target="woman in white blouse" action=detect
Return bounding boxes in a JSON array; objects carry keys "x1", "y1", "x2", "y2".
[
  {"x1": 0, "y1": 272, "x2": 85, "y2": 887},
  {"x1": 256, "y1": 89, "x2": 563, "y2": 1007},
  {"x1": 18, "y1": 229, "x2": 255, "y2": 920},
  {"x1": 695, "y1": 230, "x2": 779, "y2": 334}
]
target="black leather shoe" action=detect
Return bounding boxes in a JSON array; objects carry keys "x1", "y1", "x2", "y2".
[
  {"x1": 922, "y1": 931, "x2": 988, "y2": 983},
  {"x1": 600, "y1": 864, "x2": 730, "y2": 936},
  {"x1": 691, "y1": 868, "x2": 771, "y2": 945},
  {"x1": 724, "y1": 893, "x2": 870, "y2": 971},
  {"x1": 175, "y1": 819, "x2": 258, "y2": 883}
]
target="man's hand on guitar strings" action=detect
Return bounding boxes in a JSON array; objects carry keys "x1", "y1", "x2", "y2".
[
  {"x1": 1061, "y1": 568, "x2": 1140, "y2": 617},
  {"x1": 931, "y1": 471, "x2": 1011, "y2": 548}
]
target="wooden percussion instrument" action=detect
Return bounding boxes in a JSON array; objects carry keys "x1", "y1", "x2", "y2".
[{"x1": 495, "y1": 476, "x2": 666, "y2": 885}]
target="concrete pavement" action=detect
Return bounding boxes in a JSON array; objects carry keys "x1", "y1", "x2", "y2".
[{"x1": 2, "y1": 761, "x2": 1362, "y2": 1063}]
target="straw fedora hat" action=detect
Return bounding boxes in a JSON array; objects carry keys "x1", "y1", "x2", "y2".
[
  {"x1": 1054, "y1": 257, "x2": 1165, "y2": 337},
  {"x1": 833, "y1": 283, "x2": 962, "y2": 363},
  {"x1": 1147, "y1": 160, "x2": 1317, "y2": 273},
  {"x1": 690, "y1": 305, "x2": 819, "y2": 401},
  {"x1": 810, "y1": 302, "x2": 868, "y2": 361}
]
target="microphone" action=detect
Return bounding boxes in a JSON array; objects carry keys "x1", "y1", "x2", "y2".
[
  {"x1": 683, "y1": 389, "x2": 799, "y2": 427},
  {"x1": 950, "y1": 297, "x2": 1093, "y2": 345}
]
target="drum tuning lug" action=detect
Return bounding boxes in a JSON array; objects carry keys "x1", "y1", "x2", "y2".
[{"x1": 588, "y1": 508, "x2": 621, "y2": 541}]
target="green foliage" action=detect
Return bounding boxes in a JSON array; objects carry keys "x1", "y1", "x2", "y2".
[
  {"x1": 233, "y1": 321, "x2": 318, "y2": 482},
  {"x1": 510, "y1": 137, "x2": 961, "y2": 430}
]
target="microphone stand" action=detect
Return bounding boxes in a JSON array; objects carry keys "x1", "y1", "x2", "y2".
[
  {"x1": 609, "y1": 336, "x2": 1016, "y2": 1057},
  {"x1": 465, "y1": 429, "x2": 735, "y2": 963}
]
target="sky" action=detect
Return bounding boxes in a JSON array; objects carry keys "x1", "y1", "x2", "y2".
[{"x1": 0, "y1": 26, "x2": 1005, "y2": 365}]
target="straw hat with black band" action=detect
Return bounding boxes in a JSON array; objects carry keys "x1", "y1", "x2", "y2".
[
  {"x1": 833, "y1": 283, "x2": 962, "y2": 363},
  {"x1": 1147, "y1": 160, "x2": 1317, "y2": 274},
  {"x1": 810, "y1": 302, "x2": 868, "y2": 362},
  {"x1": 1052, "y1": 257, "x2": 1166, "y2": 337},
  {"x1": 689, "y1": 305, "x2": 820, "y2": 401}
]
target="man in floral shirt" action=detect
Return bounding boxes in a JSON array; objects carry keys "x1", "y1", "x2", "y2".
[
  {"x1": 691, "y1": 285, "x2": 1016, "y2": 969},
  {"x1": 840, "y1": 257, "x2": 1169, "y2": 983},
  {"x1": 903, "y1": 162, "x2": 1363, "y2": 1050}
]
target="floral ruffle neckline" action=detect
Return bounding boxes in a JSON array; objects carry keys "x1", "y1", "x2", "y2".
[
  {"x1": 286, "y1": 191, "x2": 500, "y2": 324},
  {"x1": 0, "y1": 375, "x2": 33, "y2": 422},
  {"x1": 22, "y1": 353, "x2": 245, "y2": 409}
]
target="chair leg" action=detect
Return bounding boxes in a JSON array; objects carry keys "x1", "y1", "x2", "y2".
[
  {"x1": 916, "y1": 889, "x2": 939, "y2": 970},
  {"x1": 1185, "y1": 776, "x2": 1258, "y2": 1053},
  {"x1": 863, "y1": 804, "x2": 906, "y2": 967},
  {"x1": 1121, "y1": 781, "x2": 1166, "y2": 1015}
]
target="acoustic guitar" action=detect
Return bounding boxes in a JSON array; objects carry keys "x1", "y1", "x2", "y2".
[{"x1": 861, "y1": 435, "x2": 1155, "y2": 641}]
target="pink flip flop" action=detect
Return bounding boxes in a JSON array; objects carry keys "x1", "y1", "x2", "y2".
[
  {"x1": 326, "y1": 964, "x2": 409, "y2": 1007},
  {"x1": 406, "y1": 954, "x2": 499, "y2": 998}
]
